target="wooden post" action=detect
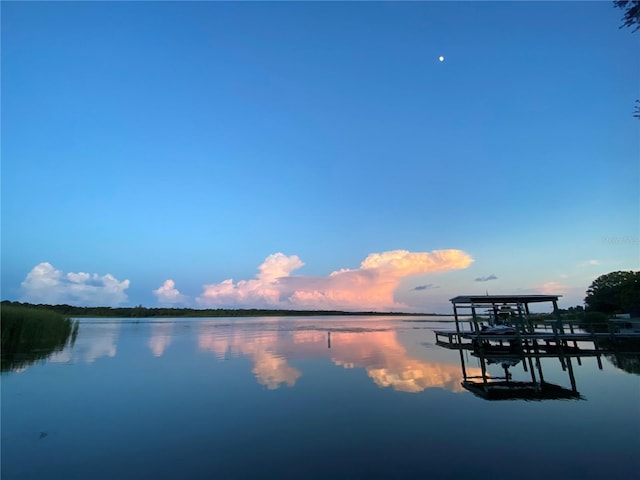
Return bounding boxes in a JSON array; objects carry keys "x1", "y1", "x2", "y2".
[
  {"x1": 566, "y1": 357, "x2": 577, "y2": 393},
  {"x1": 593, "y1": 338, "x2": 603, "y2": 370},
  {"x1": 480, "y1": 354, "x2": 488, "y2": 389},
  {"x1": 459, "y1": 348, "x2": 467, "y2": 381},
  {"x1": 512, "y1": 308, "x2": 525, "y2": 362},
  {"x1": 531, "y1": 338, "x2": 545, "y2": 384},
  {"x1": 558, "y1": 331, "x2": 567, "y2": 371},
  {"x1": 553, "y1": 299, "x2": 564, "y2": 334},
  {"x1": 535, "y1": 357, "x2": 545, "y2": 384},
  {"x1": 471, "y1": 306, "x2": 482, "y2": 351},
  {"x1": 453, "y1": 305, "x2": 461, "y2": 346},
  {"x1": 528, "y1": 355, "x2": 539, "y2": 391}
]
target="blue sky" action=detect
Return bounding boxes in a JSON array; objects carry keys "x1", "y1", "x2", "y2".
[{"x1": 2, "y1": 1, "x2": 638, "y2": 313}]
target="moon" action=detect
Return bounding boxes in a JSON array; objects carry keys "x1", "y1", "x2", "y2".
[{"x1": 438, "y1": 56, "x2": 445, "y2": 62}]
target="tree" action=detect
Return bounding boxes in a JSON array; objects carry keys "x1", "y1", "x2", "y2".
[
  {"x1": 614, "y1": 1, "x2": 640, "y2": 31},
  {"x1": 584, "y1": 271, "x2": 640, "y2": 314},
  {"x1": 614, "y1": 2, "x2": 640, "y2": 118}
]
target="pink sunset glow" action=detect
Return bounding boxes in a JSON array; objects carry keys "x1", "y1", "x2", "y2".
[{"x1": 196, "y1": 249, "x2": 473, "y2": 311}]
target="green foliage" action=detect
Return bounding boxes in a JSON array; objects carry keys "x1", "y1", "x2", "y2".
[
  {"x1": 614, "y1": 2, "x2": 640, "y2": 119},
  {"x1": 614, "y1": 0, "x2": 640, "y2": 31},
  {"x1": 583, "y1": 311, "x2": 609, "y2": 323},
  {"x1": 584, "y1": 271, "x2": 640, "y2": 314},
  {"x1": 1, "y1": 304, "x2": 78, "y2": 372}
]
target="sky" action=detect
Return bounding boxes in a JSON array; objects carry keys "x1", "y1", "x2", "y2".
[{"x1": 2, "y1": 1, "x2": 638, "y2": 314}]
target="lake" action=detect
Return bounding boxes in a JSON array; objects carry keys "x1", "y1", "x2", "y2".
[{"x1": 1, "y1": 316, "x2": 639, "y2": 479}]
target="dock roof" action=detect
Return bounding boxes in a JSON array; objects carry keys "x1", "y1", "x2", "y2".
[{"x1": 450, "y1": 294, "x2": 561, "y2": 305}]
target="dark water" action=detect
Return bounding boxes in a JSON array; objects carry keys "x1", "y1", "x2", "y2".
[{"x1": 2, "y1": 316, "x2": 639, "y2": 479}]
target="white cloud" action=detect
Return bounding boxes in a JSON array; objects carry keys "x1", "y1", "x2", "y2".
[
  {"x1": 197, "y1": 249, "x2": 473, "y2": 311},
  {"x1": 21, "y1": 262, "x2": 129, "y2": 306},
  {"x1": 257, "y1": 253, "x2": 304, "y2": 281},
  {"x1": 153, "y1": 279, "x2": 187, "y2": 304}
]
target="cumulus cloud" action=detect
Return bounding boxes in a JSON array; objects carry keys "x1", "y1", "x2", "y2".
[
  {"x1": 153, "y1": 279, "x2": 187, "y2": 304},
  {"x1": 21, "y1": 262, "x2": 129, "y2": 306},
  {"x1": 197, "y1": 249, "x2": 473, "y2": 311},
  {"x1": 475, "y1": 274, "x2": 497, "y2": 282}
]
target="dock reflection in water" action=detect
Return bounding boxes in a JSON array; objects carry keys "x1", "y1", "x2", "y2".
[{"x1": 456, "y1": 339, "x2": 640, "y2": 401}]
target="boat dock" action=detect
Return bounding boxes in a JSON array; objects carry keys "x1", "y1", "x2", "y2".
[
  {"x1": 434, "y1": 294, "x2": 640, "y2": 400},
  {"x1": 435, "y1": 329, "x2": 640, "y2": 350},
  {"x1": 434, "y1": 294, "x2": 640, "y2": 351}
]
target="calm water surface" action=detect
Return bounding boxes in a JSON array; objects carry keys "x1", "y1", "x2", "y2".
[{"x1": 2, "y1": 316, "x2": 639, "y2": 479}]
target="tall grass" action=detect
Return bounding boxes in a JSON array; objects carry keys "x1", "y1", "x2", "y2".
[{"x1": 1, "y1": 304, "x2": 78, "y2": 372}]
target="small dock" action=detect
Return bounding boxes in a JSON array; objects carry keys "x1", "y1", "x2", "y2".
[
  {"x1": 435, "y1": 294, "x2": 640, "y2": 400},
  {"x1": 435, "y1": 294, "x2": 640, "y2": 350}
]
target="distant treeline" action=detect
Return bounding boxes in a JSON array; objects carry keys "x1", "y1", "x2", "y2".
[{"x1": 0, "y1": 301, "x2": 437, "y2": 318}]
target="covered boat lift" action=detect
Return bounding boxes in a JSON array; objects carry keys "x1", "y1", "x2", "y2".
[{"x1": 434, "y1": 294, "x2": 640, "y2": 400}]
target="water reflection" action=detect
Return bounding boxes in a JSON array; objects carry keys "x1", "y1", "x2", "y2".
[
  {"x1": 329, "y1": 330, "x2": 480, "y2": 392},
  {"x1": 3, "y1": 317, "x2": 638, "y2": 480},
  {"x1": 460, "y1": 350, "x2": 583, "y2": 401},
  {"x1": 1, "y1": 313, "x2": 78, "y2": 372},
  {"x1": 197, "y1": 320, "x2": 480, "y2": 393},
  {"x1": 596, "y1": 338, "x2": 640, "y2": 375},
  {"x1": 198, "y1": 327, "x2": 303, "y2": 389},
  {"x1": 447, "y1": 333, "x2": 640, "y2": 400},
  {"x1": 148, "y1": 322, "x2": 175, "y2": 357},
  {"x1": 49, "y1": 321, "x2": 121, "y2": 365}
]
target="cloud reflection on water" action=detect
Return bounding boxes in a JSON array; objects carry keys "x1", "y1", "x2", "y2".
[
  {"x1": 197, "y1": 321, "x2": 478, "y2": 393},
  {"x1": 148, "y1": 322, "x2": 175, "y2": 357},
  {"x1": 49, "y1": 322, "x2": 121, "y2": 364},
  {"x1": 33, "y1": 318, "x2": 478, "y2": 393},
  {"x1": 198, "y1": 329, "x2": 302, "y2": 389},
  {"x1": 324, "y1": 331, "x2": 474, "y2": 393}
]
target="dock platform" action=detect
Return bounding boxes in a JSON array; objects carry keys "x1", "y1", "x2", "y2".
[
  {"x1": 434, "y1": 294, "x2": 640, "y2": 401},
  {"x1": 434, "y1": 329, "x2": 640, "y2": 350}
]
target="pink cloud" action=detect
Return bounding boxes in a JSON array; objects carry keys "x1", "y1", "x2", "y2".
[
  {"x1": 197, "y1": 249, "x2": 473, "y2": 311},
  {"x1": 536, "y1": 281, "x2": 567, "y2": 295}
]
